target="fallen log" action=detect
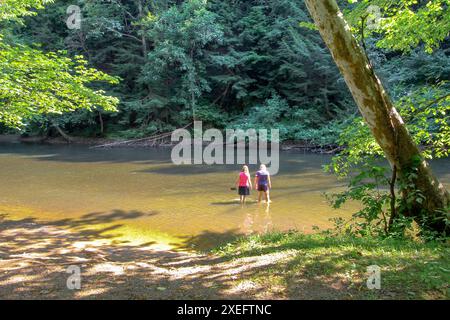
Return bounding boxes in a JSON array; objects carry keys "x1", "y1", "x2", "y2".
[
  {"x1": 53, "y1": 123, "x2": 74, "y2": 143},
  {"x1": 90, "y1": 123, "x2": 192, "y2": 149}
]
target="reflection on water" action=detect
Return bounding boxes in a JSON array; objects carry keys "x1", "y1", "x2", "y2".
[
  {"x1": 242, "y1": 203, "x2": 273, "y2": 235},
  {"x1": 0, "y1": 142, "x2": 448, "y2": 250}
]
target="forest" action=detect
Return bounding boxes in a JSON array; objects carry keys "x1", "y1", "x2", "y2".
[{"x1": 1, "y1": 0, "x2": 447, "y2": 147}]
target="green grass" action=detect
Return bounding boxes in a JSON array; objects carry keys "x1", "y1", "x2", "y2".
[{"x1": 214, "y1": 232, "x2": 450, "y2": 299}]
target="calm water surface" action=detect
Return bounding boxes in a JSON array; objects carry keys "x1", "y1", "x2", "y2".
[{"x1": 0, "y1": 142, "x2": 448, "y2": 250}]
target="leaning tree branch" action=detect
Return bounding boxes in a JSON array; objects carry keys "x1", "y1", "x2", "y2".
[{"x1": 90, "y1": 122, "x2": 192, "y2": 149}]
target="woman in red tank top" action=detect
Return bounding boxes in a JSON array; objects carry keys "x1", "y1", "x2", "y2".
[{"x1": 235, "y1": 165, "x2": 253, "y2": 205}]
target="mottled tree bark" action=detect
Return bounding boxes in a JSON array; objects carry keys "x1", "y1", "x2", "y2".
[{"x1": 305, "y1": 0, "x2": 449, "y2": 232}]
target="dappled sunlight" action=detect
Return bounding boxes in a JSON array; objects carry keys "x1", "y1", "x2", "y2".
[
  {"x1": 0, "y1": 203, "x2": 448, "y2": 299},
  {"x1": 216, "y1": 233, "x2": 449, "y2": 299},
  {"x1": 0, "y1": 212, "x2": 358, "y2": 299}
]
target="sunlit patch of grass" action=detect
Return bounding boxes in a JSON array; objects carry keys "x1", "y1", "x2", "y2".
[{"x1": 214, "y1": 232, "x2": 449, "y2": 299}]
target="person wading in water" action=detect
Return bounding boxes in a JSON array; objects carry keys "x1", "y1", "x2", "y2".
[
  {"x1": 235, "y1": 165, "x2": 252, "y2": 205},
  {"x1": 255, "y1": 164, "x2": 272, "y2": 204}
]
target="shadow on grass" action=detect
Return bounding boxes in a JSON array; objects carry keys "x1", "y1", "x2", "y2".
[
  {"x1": 215, "y1": 232, "x2": 449, "y2": 299},
  {"x1": 0, "y1": 212, "x2": 267, "y2": 299},
  {"x1": 175, "y1": 229, "x2": 242, "y2": 252},
  {"x1": 0, "y1": 210, "x2": 362, "y2": 300},
  {"x1": 1, "y1": 209, "x2": 447, "y2": 300}
]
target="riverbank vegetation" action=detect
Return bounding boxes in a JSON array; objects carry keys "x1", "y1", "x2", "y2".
[
  {"x1": 214, "y1": 232, "x2": 449, "y2": 299},
  {"x1": 1, "y1": 212, "x2": 448, "y2": 299}
]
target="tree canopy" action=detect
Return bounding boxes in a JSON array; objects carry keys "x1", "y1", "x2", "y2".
[{"x1": 0, "y1": 0, "x2": 119, "y2": 128}]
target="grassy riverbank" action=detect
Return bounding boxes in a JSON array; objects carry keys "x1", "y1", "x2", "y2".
[{"x1": 214, "y1": 232, "x2": 450, "y2": 300}]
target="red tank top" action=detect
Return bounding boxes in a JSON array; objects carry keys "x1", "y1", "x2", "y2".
[{"x1": 239, "y1": 172, "x2": 250, "y2": 187}]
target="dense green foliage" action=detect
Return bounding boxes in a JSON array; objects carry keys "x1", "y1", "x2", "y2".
[
  {"x1": 1, "y1": 0, "x2": 448, "y2": 146},
  {"x1": 8, "y1": 0, "x2": 353, "y2": 142},
  {"x1": 322, "y1": 0, "x2": 450, "y2": 239},
  {"x1": 0, "y1": 0, "x2": 119, "y2": 129},
  {"x1": 346, "y1": 0, "x2": 450, "y2": 53}
]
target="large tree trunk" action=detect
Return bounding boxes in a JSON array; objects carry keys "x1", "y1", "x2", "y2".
[{"x1": 304, "y1": 0, "x2": 449, "y2": 233}]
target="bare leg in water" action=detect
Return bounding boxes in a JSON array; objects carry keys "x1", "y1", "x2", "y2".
[{"x1": 265, "y1": 190, "x2": 271, "y2": 203}]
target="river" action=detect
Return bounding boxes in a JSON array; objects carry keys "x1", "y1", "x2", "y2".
[{"x1": 0, "y1": 142, "x2": 448, "y2": 250}]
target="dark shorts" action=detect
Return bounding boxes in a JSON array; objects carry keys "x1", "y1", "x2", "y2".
[
  {"x1": 258, "y1": 185, "x2": 268, "y2": 192},
  {"x1": 238, "y1": 186, "x2": 250, "y2": 196}
]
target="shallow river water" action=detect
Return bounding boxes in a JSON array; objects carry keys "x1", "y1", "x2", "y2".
[{"x1": 0, "y1": 142, "x2": 448, "y2": 250}]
